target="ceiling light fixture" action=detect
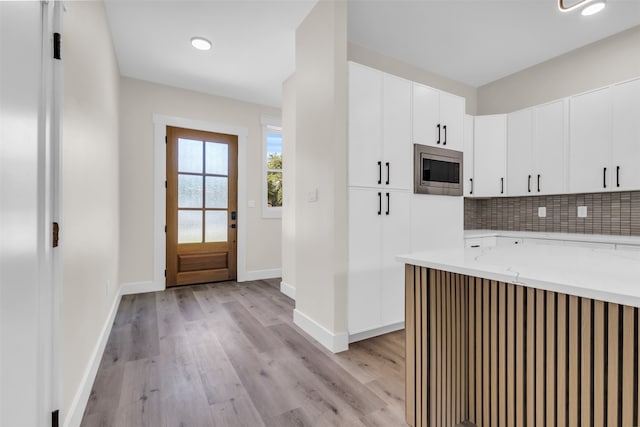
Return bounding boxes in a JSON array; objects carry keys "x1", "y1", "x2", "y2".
[
  {"x1": 581, "y1": 1, "x2": 606, "y2": 15},
  {"x1": 191, "y1": 37, "x2": 212, "y2": 51},
  {"x1": 558, "y1": 0, "x2": 605, "y2": 14}
]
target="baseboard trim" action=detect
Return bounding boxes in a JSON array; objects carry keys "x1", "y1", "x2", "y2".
[
  {"x1": 279, "y1": 281, "x2": 296, "y2": 300},
  {"x1": 63, "y1": 288, "x2": 122, "y2": 427},
  {"x1": 293, "y1": 309, "x2": 348, "y2": 353},
  {"x1": 348, "y1": 321, "x2": 405, "y2": 344},
  {"x1": 240, "y1": 268, "x2": 281, "y2": 282},
  {"x1": 121, "y1": 280, "x2": 164, "y2": 295}
]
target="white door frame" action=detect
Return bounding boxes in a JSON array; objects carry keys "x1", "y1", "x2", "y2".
[{"x1": 153, "y1": 114, "x2": 249, "y2": 288}]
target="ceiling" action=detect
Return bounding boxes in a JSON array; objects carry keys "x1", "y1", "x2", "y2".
[{"x1": 104, "y1": 0, "x2": 640, "y2": 108}]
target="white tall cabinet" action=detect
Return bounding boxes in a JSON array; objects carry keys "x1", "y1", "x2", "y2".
[
  {"x1": 463, "y1": 114, "x2": 474, "y2": 196},
  {"x1": 473, "y1": 114, "x2": 507, "y2": 197},
  {"x1": 612, "y1": 78, "x2": 640, "y2": 191},
  {"x1": 412, "y1": 82, "x2": 465, "y2": 150},
  {"x1": 347, "y1": 62, "x2": 411, "y2": 339}
]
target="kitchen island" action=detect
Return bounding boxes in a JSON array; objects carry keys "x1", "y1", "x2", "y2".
[{"x1": 397, "y1": 244, "x2": 640, "y2": 427}]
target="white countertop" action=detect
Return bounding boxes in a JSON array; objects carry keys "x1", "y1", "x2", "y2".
[
  {"x1": 397, "y1": 244, "x2": 640, "y2": 308},
  {"x1": 465, "y1": 229, "x2": 640, "y2": 246}
]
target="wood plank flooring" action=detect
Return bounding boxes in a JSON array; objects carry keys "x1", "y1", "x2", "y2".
[{"x1": 81, "y1": 279, "x2": 408, "y2": 427}]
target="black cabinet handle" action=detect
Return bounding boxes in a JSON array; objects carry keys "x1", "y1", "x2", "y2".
[
  {"x1": 617, "y1": 166, "x2": 620, "y2": 187},
  {"x1": 377, "y1": 192, "x2": 381, "y2": 215},
  {"x1": 377, "y1": 161, "x2": 382, "y2": 185},
  {"x1": 470, "y1": 178, "x2": 473, "y2": 195},
  {"x1": 386, "y1": 192, "x2": 390, "y2": 215},
  {"x1": 385, "y1": 162, "x2": 390, "y2": 185},
  {"x1": 443, "y1": 125, "x2": 447, "y2": 145},
  {"x1": 603, "y1": 167, "x2": 607, "y2": 188},
  {"x1": 501, "y1": 177, "x2": 504, "y2": 194},
  {"x1": 528, "y1": 175, "x2": 531, "y2": 193},
  {"x1": 437, "y1": 124, "x2": 441, "y2": 144},
  {"x1": 537, "y1": 174, "x2": 541, "y2": 192}
]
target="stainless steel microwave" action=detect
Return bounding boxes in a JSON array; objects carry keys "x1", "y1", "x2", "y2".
[{"x1": 414, "y1": 144, "x2": 463, "y2": 196}]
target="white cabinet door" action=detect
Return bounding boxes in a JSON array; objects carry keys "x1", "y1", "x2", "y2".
[
  {"x1": 569, "y1": 87, "x2": 612, "y2": 193},
  {"x1": 380, "y1": 191, "x2": 410, "y2": 326},
  {"x1": 534, "y1": 100, "x2": 566, "y2": 195},
  {"x1": 383, "y1": 74, "x2": 412, "y2": 191},
  {"x1": 612, "y1": 78, "x2": 640, "y2": 191},
  {"x1": 474, "y1": 115, "x2": 507, "y2": 197},
  {"x1": 507, "y1": 108, "x2": 534, "y2": 196},
  {"x1": 439, "y1": 91, "x2": 465, "y2": 151},
  {"x1": 348, "y1": 188, "x2": 382, "y2": 334},
  {"x1": 412, "y1": 82, "x2": 440, "y2": 147},
  {"x1": 463, "y1": 114, "x2": 475, "y2": 196},
  {"x1": 348, "y1": 62, "x2": 383, "y2": 188}
]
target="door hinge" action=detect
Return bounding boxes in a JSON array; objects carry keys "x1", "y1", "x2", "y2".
[
  {"x1": 165, "y1": 180, "x2": 167, "y2": 189},
  {"x1": 164, "y1": 225, "x2": 167, "y2": 233},
  {"x1": 52, "y1": 222, "x2": 59, "y2": 248},
  {"x1": 165, "y1": 136, "x2": 167, "y2": 144},
  {"x1": 164, "y1": 269, "x2": 167, "y2": 277},
  {"x1": 53, "y1": 33, "x2": 61, "y2": 60},
  {"x1": 52, "y1": 410, "x2": 59, "y2": 427}
]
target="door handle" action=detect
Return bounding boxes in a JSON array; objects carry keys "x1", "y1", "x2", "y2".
[
  {"x1": 537, "y1": 174, "x2": 541, "y2": 192},
  {"x1": 443, "y1": 125, "x2": 447, "y2": 145},
  {"x1": 603, "y1": 167, "x2": 607, "y2": 188},
  {"x1": 470, "y1": 178, "x2": 473, "y2": 195},
  {"x1": 437, "y1": 124, "x2": 441, "y2": 144},
  {"x1": 385, "y1": 162, "x2": 390, "y2": 185},
  {"x1": 528, "y1": 175, "x2": 531, "y2": 193},
  {"x1": 617, "y1": 166, "x2": 620, "y2": 187},
  {"x1": 500, "y1": 177, "x2": 504, "y2": 194},
  {"x1": 377, "y1": 161, "x2": 382, "y2": 185},
  {"x1": 386, "y1": 192, "x2": 390, "y2": 215},
  {"x1": 377, "y1": 192, "x2": 381, "y2": 216}
]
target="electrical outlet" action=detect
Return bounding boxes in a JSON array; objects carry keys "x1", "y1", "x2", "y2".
[
  {"x1": 307, "y1": 188, "x2": 318, "y2": 203},
  {"x1": 577, "y1": 206, "x2": 588, "y2": 218},
  {"x1": 538, "y1": 207, "x2": 547, "y2": 218}
]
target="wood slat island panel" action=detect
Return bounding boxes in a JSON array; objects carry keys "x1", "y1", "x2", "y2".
[{"x1": 405, "y1": 265, "x2": 640, "y2": 427}]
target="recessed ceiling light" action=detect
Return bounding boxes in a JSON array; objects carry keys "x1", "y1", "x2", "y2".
[
  {"x1": 191, "y1": 37, "x2": 212, "y2": 51},
  {"x1": 581, "y1": 1, "x2": 606, "y2": 15}
]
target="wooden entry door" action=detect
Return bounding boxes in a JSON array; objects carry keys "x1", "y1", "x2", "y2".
[{"x1": 166, "y1": 126, "x2": 238, "y2": 287}]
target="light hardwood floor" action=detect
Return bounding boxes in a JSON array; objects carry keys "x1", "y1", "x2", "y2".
[{"x1": 80, "y1": 279, "x2": 408, "y2": 426}]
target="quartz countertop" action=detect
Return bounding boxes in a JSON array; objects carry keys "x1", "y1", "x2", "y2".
[
  {"x1": 397, "y1": 244, "x2": 640, "y2": 308},
  {"x1": 464, "y1": 229, "x2": 640, "y2": 246}
]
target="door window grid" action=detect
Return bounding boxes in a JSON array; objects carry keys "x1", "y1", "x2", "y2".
[{"x1": 177, "y1": 138, "x2": 229, "y2": 243}]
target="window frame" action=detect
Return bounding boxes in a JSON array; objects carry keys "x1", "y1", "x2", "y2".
[{"x1": 261, "y1": 115, "x2": 283, "y2": 219}]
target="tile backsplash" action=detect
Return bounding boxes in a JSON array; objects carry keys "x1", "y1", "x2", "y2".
[{"x1": 464, "y1": 191, "x2": 640, "y2": 236}]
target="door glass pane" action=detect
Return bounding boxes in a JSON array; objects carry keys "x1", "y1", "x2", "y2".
[
  {"x1": 205, "y1": 211, "x2": 227, "y2": 242},
  {"x1": 205, "y1": 176, "x2": 228, "y2": 209},
  {"x1": 267, "y1": 171, "x2": 283, "y2": 207},
  {"x1": 178, "y1": 138, "x2": 203, "y2": 173},
  {"x1": 205, "y1": 141, "x2": 228, "y2": 175},
  {"x1": 178, "y1": 211, "x2": 202, "y2": 243},
  {"x1": 178, "y1": 174, "x2": 203, "y2": 208}
]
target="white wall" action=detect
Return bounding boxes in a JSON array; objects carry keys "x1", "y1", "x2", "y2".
[
  {"x1": 62, "y1": 1, "x2": 121, "y2": 423},
  {"x1": 348, "y1": 42, "x2": 478, "y2": 115},
  {"x1": 281, "y1": 75, "x2": 296, "y2": 298},
  {"x1": 478, "y1": 25, "x2": 640, "y2": 114},
  {"x1": 119, "y1": 77, "x2": 282, "y2": 285},
  {"x1": 292, "y1": 0, "x2": 349, "y2": 351}
]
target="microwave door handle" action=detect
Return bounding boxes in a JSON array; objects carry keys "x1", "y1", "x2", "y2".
[
  {"x1": 437, "y1": 124, "x2": 441, "y2": 144},
  {"x1": 443, "y1": 125, "x2": 447, "y2": 145}
]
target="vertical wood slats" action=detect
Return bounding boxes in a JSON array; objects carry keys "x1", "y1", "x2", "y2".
[{"x1": 405, "y1": 266, "x2": 640, "y2": 427}]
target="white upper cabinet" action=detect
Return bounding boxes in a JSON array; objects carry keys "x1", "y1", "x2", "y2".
[
  {"x1": 569, "y1": 87, "x2": 612, "y2": 193},
  {"x1": 534, "y1": 100, "x2": 567, "y2": 195},
  {"x1": 463, "y1": 114, "x2": 474, "y2": 196},
  {"x1": 507, "y1": 100, "x2": 567, "y2": 197},
  {"x1": 474, "y1": 114, "x2": 507, "y2": 197},
  {"x1": 348, "y1": 62, "x2": 411, "y2": 190},
  {"x1": 412, "y1": 82, "x2": 465, "y2": 151},
  {"x1": 612, "y1": 78, "x2": 640, "y2": 191},
  {"x1": 348, "y1": 62, "x2": 383, "y2": 188},
  {"x1": 507, "y1": 108, "x2": 534, "y2": 196}
]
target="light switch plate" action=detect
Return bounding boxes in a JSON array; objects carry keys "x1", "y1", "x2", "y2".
[
  {"x1": 577, "y1": 206, "x2": 587, "y2": 218},
  {"x1": 538, "y1": 207, "x2": 547, "y2": 218},
  {"x1": 247, "y1": 200, "x2": 256, "y2": 208},
  {"x1": 307, "y1": 189, "x2": 318, "y2": 203}
]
